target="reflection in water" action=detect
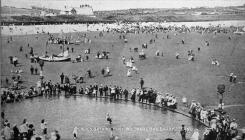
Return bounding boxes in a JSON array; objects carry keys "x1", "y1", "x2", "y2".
[{"x1": 2, "y1": 96, "x2": 205, "y2": 140}]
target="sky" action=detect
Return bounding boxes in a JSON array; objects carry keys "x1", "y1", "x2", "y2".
[{"x1": 2, "y1": 0, "x2": 245, "y2": 11}]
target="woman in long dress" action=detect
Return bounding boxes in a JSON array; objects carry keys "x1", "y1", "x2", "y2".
[
  {"x1": 132, "y1": 66, "x2": 138, "y2": 74},
  {"x1": 73, "y1": 126, "x2": 79, "y2": 139},
  {"x1": 127, "y1": 69, "x2": 132, "y2": 77},
  {"x1": 106, "y1": 67, "x2": 110, "y2": 76}
]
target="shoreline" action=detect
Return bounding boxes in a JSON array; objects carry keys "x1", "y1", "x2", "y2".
[
  {"x1": 2, "y1": 20, "x2": 245, "y2": 36},
  {"x1": 2, "y1": 18, "x2": 245, "y2": 25}
]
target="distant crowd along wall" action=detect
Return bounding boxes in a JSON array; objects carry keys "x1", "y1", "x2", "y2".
[
  {"x1": 1, "y1": 20, "x2": 245, "y2": 36},
  {"x1": 1, "y1": 20, "x2": 115, "y2": 26},
  {"x1": 2, "y1": 20, "x2": 245, "y2": 27}
]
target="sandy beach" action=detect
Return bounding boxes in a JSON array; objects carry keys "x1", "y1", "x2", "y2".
[
  {"x1": 2, "y1": 20, "x2": 245, "y2": 36},
  {"x1": 1, "y1": 20, "x2": 245, "y2": 139}
]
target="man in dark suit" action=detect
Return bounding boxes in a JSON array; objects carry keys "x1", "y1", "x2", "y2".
[{"x1": 140, "y1": 78, "x2": 144, "y2": 89}]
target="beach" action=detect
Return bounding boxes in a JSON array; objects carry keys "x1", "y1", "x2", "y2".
[
  {"x1": 1, "y1": 21, "x2": 245, "y2": 139},
  {"x1": 2, "y1": 20, "x2": 245, "y2": 36}
]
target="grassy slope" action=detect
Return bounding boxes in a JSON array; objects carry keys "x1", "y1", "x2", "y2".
[
  {"x1": 1, "y1": 6, "x2": 38, "y2": 15},
  {"x1": 1, "y1": 6, "x2": 245, "y2": 23}
]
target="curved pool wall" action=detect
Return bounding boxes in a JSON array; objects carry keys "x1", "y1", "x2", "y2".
[{"x1": 2, "y1": 95, "x2": 206, "y2": 140}]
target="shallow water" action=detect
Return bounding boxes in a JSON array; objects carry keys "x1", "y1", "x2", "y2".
[{"x1": 2, "y1": 95, "x2": 206, "y2": 140}]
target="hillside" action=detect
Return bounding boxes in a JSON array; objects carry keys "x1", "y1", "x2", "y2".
[
  {"x1": 1, "y1": 6, "x2": 40, "y2": 16},
  {"x1": 1, "y1": 5, "x2": 245, "y2": 24},
  {"x1": 95, "y1": 5, "x2": 245, "y2": 22}
]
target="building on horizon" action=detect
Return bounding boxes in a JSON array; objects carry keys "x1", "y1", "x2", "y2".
[
  {"x1": 60, "y1": 4, "x2": 94, "y2": 16},
  {"x1": 31, "y1": 6, "x2": 60, "y2": 16},
  {"x1": 31, "y1": 4, "x2": 94, "y2": 16}
]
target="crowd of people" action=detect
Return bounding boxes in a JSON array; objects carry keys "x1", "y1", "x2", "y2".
[
  {"x1": 76, "y1": 83, "x2": 178, "y2": 109},
  {"x1": 2, "y1": 22, "x2": 245, "y2": 140},
  {"x1": 189, "y1": 100, "x2": 242, "y2": 140},
  {"x1": 1, "y1": 112, "x2": 60, "y2": 140},
  {"x1": 105, "y1": 23, "x2": 244, "y2": 140},
  {"x1": 1, "y1": 81, "x2": 63, "y2": 104},
  {"x1": 1, "y1": 89, "x2": 25, "y2": 104}
]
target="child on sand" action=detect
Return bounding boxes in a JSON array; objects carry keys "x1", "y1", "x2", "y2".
[
  {"x1": 106, "y1": 113, "x2": 112, "y2": 124},
  {"x1": 73, "y1": 126, "x2": 79, "y2": 139}
]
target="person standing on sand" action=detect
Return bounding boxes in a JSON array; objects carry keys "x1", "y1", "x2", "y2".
[
  {"x1": 34, "y1": 67, "x2": 38, "y2": 75},
  {"x1": 122, "y1": 56, "x2": 126, "y2": 64},
  {"x1": 87, "y1": 70, "x2": 92, "y2": 78},
  {"x1": 109, "y1": 128, "x2": 115, "y2": 140},
  {"x1": 124, "y1": 89, "x2": 129, "y2": 100},
  {"x1": 140, "y1": 78, "x2": 144, "y2": 89},
  {"x1": 30, "y1": 47, "x2": 34, "y2": 56},
  {"x1": 12, "y1": 124, "x2": 20, "y2": 140},
  {"x1": 182, "y1": 39, "x2": 185, "y2": 44},
  {"x1": 30, "y1": 66, "x2": 34, "y2": 75},
  {"x1": 229, "y1": 73, "x2": 234, "y2": 82},
  {"x1": 39, "y1": 60, "x2": 44, "y2": 71},
  {"x1": 180, "y1": 125, "x2": 187, "y2": 140},
  {"x1": 101, "y1": 68, "x2": 105, "y2": 76},
  {"x1": 233, "y1": 75, "x2": 237, "y2": 83},
  {"x1": 19, "y1": 119, "x2": 28, "y2": 139},
  {"x1": 40, "y1": 119, "x2": 47, "y2": 135},
  {"x1": 198, "y1": 47, "x2": 200, "y2": 51},
  {"x1": 127, "y1": 69, "x2": 132, "y2": 77},
  {"x1": 86, "y1": 55, "x2": 89, "y2": 61},
  {"x1": 73, "y1": 127, "x2": 79, "y2": 139},
  {"x1": 19, "y1": 46, "x2": 23, "y2": 52},
  {"x1": 106, "y1": 113, "x2": 112, "y2": 124},
  {"x1": 13, "y1": 56, "x2": 18, "y2": 67},
  {"x1": 106, "y1": 66, "x2": 110, "y2": 76},
  {"x1": 60, "y1": 73, "x2": 64, "y2": 84},
  {"x1": 8, "y1": 56, "x2": 13, "y2": 64},
  {"x1": 176, "y1": 52, "x2": 180, "y2": 59},
  {"x1": 132, "y1": 66, "x2": 138, "y2": 74},
  {"x1": 50, "y1": 131, "x2": 57, "y2": 140},
  {"x1": 55, "y1": 130, "x2": 61, "y2": 140}
]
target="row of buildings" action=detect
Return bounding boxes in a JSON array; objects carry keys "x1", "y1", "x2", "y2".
[
  {"x1": 2, "y1": 4, "x2": 94, "y2": 17},
  {"x1": 32, "y1": 4, "x2": 94, "y2": 16}
]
